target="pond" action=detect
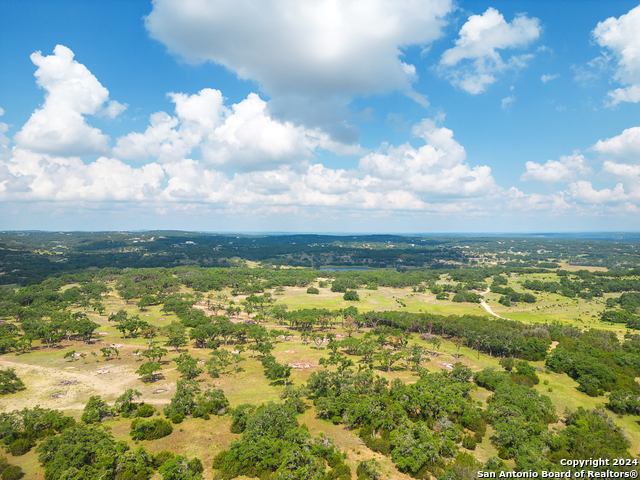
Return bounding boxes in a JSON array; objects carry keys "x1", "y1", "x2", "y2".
[{"x1": 318, "y1": 267, "x2": 372, "y2": 271}]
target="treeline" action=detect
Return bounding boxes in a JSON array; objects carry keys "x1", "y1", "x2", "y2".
[
  {"x1": 600, "y1": 292, "x2": 640, "y2": 329},
  {"x1": 545, "y1": 325, "x2": 640, "y2": 411},
  {"x1": 490, "y1": 275, "x2": 536, "y2": 306},
  {"x1": 523, "y1": 270, "x2": 640, "y2": 300},
  {"x1": 360, "y1": 311, "x2": 551, "y2": 361}
]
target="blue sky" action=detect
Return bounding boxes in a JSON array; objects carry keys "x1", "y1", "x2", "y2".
[{"x1": 1, "y1": 0, "x2": 640, "y2": 233}]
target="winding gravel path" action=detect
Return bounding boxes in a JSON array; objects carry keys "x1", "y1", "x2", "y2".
[{"x1": 479, "y1": 288, "x2": 510, "y2": 320}]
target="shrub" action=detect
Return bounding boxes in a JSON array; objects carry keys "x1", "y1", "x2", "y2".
[
  {"x1": 170, "y1": 413, "x2": 184, "y2": 424},
  {"x1": 499, "y1": 357, "x2": 515, "y2": 372},
  {"x1": 326, "y1": 453, "x2": 343, "y2": 469},
  {"x1": 130, "y1": 418, "x2": 173, "y2": 441},
  {"x1": 192, "y1": 388, "x2": 229, "y2": 418},
  {"x1": 8, "y1": 438, "x2": 33, "y2": 457},
  {"x1": 81, "y1": 395, "x2": 111, "y2": 424},
  {"x1": 113, "y1": 389, "x2": 142, "y2": 418},
  {"x1": 158, "y1": 455, "x2": 203, "y2": 480},
  {"x1": 498, "y1": 446, "x2": 511, "y2": 460},
  {"x1": 0, "y1": 370, "x2": 25, "y2": 395},
  {"x1": 187, "y1": 457, "x2": 203, "y2": 474},
  {"x1": 499, "y1": 296, "x2": 511, "y2": 307},
  {"x1": 356, "y1": 459, "x2": 382, "y2": 479},
  {"x1": 511, "y1": 360, "x2": 539, "y2": 386},
  {"x1": 136, "y1": 404, "x2": 155, "y2": 418},
  {"x1": 152, "y1": 451, "x2": 175, "y2": 469},
  {"x1": 306, "y1": 287, "x2": 320, "y2": 294},
  {"x1": 326, "y1": 462, "x2": 351, "y2": 479},
  {"x1": 461, "y1": 409, "x2": 486, "y2": 434},
  {"x1": 343, "y1": 290, "x2": 360, "y2": 301},
  {"x1": 473, "y1": 368, "x2": 510, "y2": 391},
  {"x1": 511, "y1": 374, "x2": 537, "y2": 387},
  {"x1": 1, "y1": 465, "x2": 23, "y2": 480},
  {"x1": 462, "y1": 435, "x2": 477, "y2": 450},
  {"x1": 230, "y1": 404, "x2": 256, "y2": 434}
]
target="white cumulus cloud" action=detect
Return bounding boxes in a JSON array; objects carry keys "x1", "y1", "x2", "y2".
[
  {"x1": 358, "y1": 119, "x2": 497, "y2": 200},
  {"x1": 144, "y1": 0, "x2": 453, "y2": 137},
  {"x1": 0, "y1": 149, "x2": 165, "y2": 202},
  {"x1": 593, "y1": 126, "x2": 640, "y2": 163},
  {"x1": 520, "y1": 153, "x2": 592, "y2": 183},
  {"x1": 568, "y1": 181, "x2": 627, "y2": 204},
  {"x1": 439, "y1": 8, "x2": 541, "y2": 94},
  {"x1": 592, "y1": 4, "x2": 640, "y2": 106},
  {"x1": 14, "y1": 45, "x2": 125, "y2": 156},
  {"x1": 145, "y1": 0, "x2": 452, "y2": 97},
  {"x1": 116, "y1": 89, "x2": 364, "y2": 171}
]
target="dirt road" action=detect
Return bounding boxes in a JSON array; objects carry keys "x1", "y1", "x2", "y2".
[{"x1": 479, "y1": 288, "x2": 510, "y2": 320}]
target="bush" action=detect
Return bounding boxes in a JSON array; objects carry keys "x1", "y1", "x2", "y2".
[
  {"x1": 306, "y1": 287, "x2": 320, "y2": 294},
  {"x1": 81, "y1": 395, "x2": 111, "y2": 424},
  {"x1": 113, "y1": 389, "x2": 143, "y2": 418},
  {"x1": 511, "y1": 374, "x2": 537, "y2": 387},
  {"x1": 462, "y1": 435, "x2": 477, "y2": 450},
  {"x1": 8, "y1": 438, "x2": 33, "y2": 457},
  {"x1": 230, "y1": 404, "x2": 256, "y2": 434},
  {"x1": 326, "y1": 453, "x2": 343, "y2": 469},
  {"x1": 511, "y1": 360, "x2": 539, "y2": 386},
  {"x1": 436, "y1": 292, "x2": 449, "y2": 300},
  {"x1": 356, "y1": 459, "x2": 382, "y2": 479},
  {"x1": 136, "y1": 404, "x2": 155, "y2": 418},
  {"x1": 343, "y1": 290, "x2": 360, "y2": 301},
  {"x1": 170, "y1": 412, "x2": 184, "y2": 424},
  {"x1": 158, "y1": 455, "x2": 203, "y2": 480},
  {"x1": 187, "y1": 457, "x2": 203, "y2": 474},
  {"x1": 498, "y1": 446, "x2": 511, "y2": 460},
  {"x1": 1, "y1": 465, "x2": 23, "y2": 480},
  {"x1": 130, "y1": 418, "x2": 173, "y2": 441},
  {"x1": 0, "y1": 370, "x2": 25, "y2": 395},
  {"x1": 499, "y1": 357, "x2": 515, "y2": 372},
  {"x1": 498, "y1": 296, "x2": 511, "y2": 307},
  {"x1": 326, "y1": 462, "x2": 351, "y2": 479},
  {"x1": 152, "y1": 451, "x2": 175, "y2": 469},
  {"x1": 461, "y1": 409, "x2": 486, "y2": 434},
  {"x1": 367, "y1": 438, "x2": 390, "y2": 455}
]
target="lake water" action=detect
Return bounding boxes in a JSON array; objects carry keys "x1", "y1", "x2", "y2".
[{"x1": 318, "y1": 267, "x2": 371, "y2": 271}]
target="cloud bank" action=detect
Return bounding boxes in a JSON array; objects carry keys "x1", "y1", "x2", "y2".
[{"x1": 2, "y1": 43, "x2": 640, "y2": 229}]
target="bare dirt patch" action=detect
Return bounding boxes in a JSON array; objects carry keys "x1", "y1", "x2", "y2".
[
  {"x1": 288, "y1": 362, "x2": 318, "y2": 369},
  {"x1": 59, "y1": 380, "x2": 79, "y2": 386},
  {"x1": 0, "y1": 358, "x2": 142, "y2": 413}
]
